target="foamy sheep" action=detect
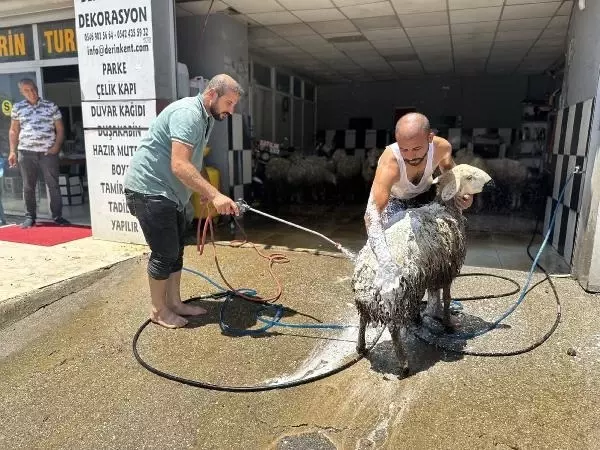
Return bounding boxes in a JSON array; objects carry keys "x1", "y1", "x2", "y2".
[{"x1": 351, "y1": 164, "x2": 492, "y2": 378}]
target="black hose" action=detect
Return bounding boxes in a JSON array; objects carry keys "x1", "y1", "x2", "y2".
[
  {"x1": 131, "y1": 271, "x2": 526, "y2": 390},
  {"x1": 132, "y1": 296, "x2": 386, "y2": 392},
  {"x1": 132, "y1": 211, "x2": 563, "y2": 389},
  {"x1": 415, "y1": 216, "x2": 562, "y2": 357}
]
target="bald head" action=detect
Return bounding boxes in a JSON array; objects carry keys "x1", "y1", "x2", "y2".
[
  {"x1": 204, "y1": 74, "x2": 244, "y2": 98},
  {"x1": 394, "y1": 112, "x2": 433, "y2": 167},
  {"x1": 395, "y1": 112, "x2": 431, "y2": 140}
]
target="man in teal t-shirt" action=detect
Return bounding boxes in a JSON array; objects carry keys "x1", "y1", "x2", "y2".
[{"x1": 124, "y1": 74, "x2": 242, "y2": 329}]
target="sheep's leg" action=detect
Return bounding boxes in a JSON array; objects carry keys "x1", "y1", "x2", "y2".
[
  {"x1": 389, "y1": 324, "x2": 410, "y2": 378},
  {"x1": 356, "y1": 315, "x2": 368, "y2": 355},
  {"x1": 423, "y1": 289, "x2": 442, "y2": 320},
  {"x1": 442, "y1": 284, "x2": 458, "y2": 332}
]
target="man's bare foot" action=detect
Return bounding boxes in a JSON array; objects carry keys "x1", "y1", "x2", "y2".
[
  {"x1": 170, "y1": 301, "x2": 207, "y2": 317},
  {"x1": 150, "y1": 308, "x2": 188, "y2": 329}
]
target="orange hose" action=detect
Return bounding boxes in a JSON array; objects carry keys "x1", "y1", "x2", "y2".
[{"x1": 196, "y1": 205, "x2": 289, "y2": 303}]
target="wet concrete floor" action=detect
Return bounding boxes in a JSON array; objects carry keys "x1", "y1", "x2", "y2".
[{"x1": 1, "y1": 238, "x2": 599, "y2": 449}]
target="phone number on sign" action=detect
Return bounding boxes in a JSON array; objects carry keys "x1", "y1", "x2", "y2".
[
  {"x1": 115, "y1": 27, "x2": 150, "y2": 39},
  {"x1": 83, "y1": 28, "x2": 150, "y2": 42}
]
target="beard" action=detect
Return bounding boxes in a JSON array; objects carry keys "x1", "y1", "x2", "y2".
[
  {"x1": 209, "y1": 104, "x2": 229, "y2": 121},
  {"x1": 403, "y1": 155, "x2": 426, "y2": 166}
]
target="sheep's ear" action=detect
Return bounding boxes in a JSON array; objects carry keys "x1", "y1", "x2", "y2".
[
  {"x1": 431, "y1": 176, "x2": 440, "y2": 185},
  {"x1": 441, "y1": 172, "x2": 460, "y2": 201}
]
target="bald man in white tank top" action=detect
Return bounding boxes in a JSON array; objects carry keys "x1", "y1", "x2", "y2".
[{"x1": 365, "y1": 113, "x2": 473, "y2": 294}]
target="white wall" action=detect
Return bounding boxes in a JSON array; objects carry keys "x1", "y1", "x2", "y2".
[{"x1": 565, "y1": 0, "x2": 600, "y2": 291}]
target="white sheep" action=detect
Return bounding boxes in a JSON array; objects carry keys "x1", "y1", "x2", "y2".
[
  {"x1": 361, "y1": 148, "x2": 384, "y2": 191},
  {"x1": 264, "y1": 156, "x2": 292, "y2": 206},
  {"x1": 304, "y1": 155, "x2": 337, "y2": 203},
  {"x1": 485, "y1": 158, "x2": 529, "y2": 210},
  {"x1": 454, "y1": 148, "x2": 529, "y2": 211},
  {"x1": 351, "y1": 164, "x2": 492, "y2": 377},
  {"x1": 332, "y1": 148, "x2": 363, "y2": 203}
]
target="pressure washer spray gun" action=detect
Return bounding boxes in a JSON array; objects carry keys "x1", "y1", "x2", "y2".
[{"x1": 235, "y1": 199, "x2": 357, "y2": 261}]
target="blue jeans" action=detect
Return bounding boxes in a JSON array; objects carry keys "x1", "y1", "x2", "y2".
[{"x1": 124, "y1": 189, "x2": 185, "y2": 280}]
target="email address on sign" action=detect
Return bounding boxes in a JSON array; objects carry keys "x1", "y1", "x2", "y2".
[{"x1": 87, "y1": 43, "x2": 150, "y2": 57}]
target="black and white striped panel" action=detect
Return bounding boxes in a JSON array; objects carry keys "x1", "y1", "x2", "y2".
[
  {"x1": 318, "y1": 129, "x2": 391, "y2": 150},
  {"x1": 228, "y1": 149, "x2": 253, "y2": 200},
  {"x1": 227, "y1": 113, "x2": 251, "y2": 150},
  {"x1": 544, "y1": 198, "x2": 579, "y2": 262},
  {"x1": 447, "y1": 127, "x2": 516, "y2": 150},
  {"x1": 227, "y1": 112, "x2": 253, "y2": 200},
  {"x1": 545, "y1": 98, "x2": 595, "y2": 264}
]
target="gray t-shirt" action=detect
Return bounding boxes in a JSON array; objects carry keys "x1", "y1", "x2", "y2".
[
  {"x1": 11, "y1": 98, "x2": 62, "y2": 153},
  {"x1": 124, "y1": 95, "x2": 214, "y2": 210}
]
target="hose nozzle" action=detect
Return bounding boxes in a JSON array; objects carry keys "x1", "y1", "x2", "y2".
[{"x1": 236, "y1": 199, "x2": 249, "y2": 214}]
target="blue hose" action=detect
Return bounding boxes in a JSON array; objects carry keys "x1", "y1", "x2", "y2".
[
  {"x1": 182, "y1": 267, "x2": 352, "y2": 335},
  {"x1": 445, "y1": 169, "x2": 578, "y2": 340}
]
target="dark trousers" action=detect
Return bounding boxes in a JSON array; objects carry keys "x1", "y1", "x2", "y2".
[
  {"x1": 18, "y1": 151, "x2": 62, "y2": 220},
  {"x1": 124, "y1": 189, "x2": 185, "y2": 280}
]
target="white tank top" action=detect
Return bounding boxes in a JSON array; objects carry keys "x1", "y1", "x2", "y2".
[{"x1": 388, "y1": 142, "x2": 435, "y2": 200}]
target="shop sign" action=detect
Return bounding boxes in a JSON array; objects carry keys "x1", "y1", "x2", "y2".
[
  {"x1": 75, "y1": 1, "x2": 155, "y2": 101},
  {"x1": 0, "y1": 26, "x2": 34, "y2": 63},
  {"x1": 75, "y1": 0, "x2": 156, "y2": 245},
  {"x1": 38, "y1": 20, "x2": 78, "y2": 60}
]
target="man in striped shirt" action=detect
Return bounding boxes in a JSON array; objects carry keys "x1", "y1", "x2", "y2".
[{"x1": 8, "y1": 78, "x2": 69, "y2": 228}]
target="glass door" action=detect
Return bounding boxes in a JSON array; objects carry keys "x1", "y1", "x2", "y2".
[{"x1": 0, "y1": 70, "x2": 49, "y2": 218}]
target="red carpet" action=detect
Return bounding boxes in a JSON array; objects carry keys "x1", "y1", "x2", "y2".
[{"x1": 0, "y1": 223, "x2": 92, "y2": 246}]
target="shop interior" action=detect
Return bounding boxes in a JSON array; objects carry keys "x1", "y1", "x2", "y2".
[
  {"x1": 173, "y1": 0, "x2": 576, "y2": 272},
  {"x1": 0, "y1": 1, "x2": 581, "y2": 272},
  {"x1": 1, "y1": 64, "x2": 87, "y2": 223}
]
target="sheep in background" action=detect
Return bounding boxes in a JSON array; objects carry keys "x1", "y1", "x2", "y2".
[
  {"x1": 264, "y1": 156, "x2": 292, "y2": 207},
  {"x1": 286, "y1": 156, "x2": 310, "y2": 204},
  {"x1": 332, "y1": 148, "x2": 363, "y2": 203},
  {"x1": 362, "y1": 148, "x2": 384, "y2": 192},
  {"x1": 453, "y1": 147, "x2": 488, "y2": 172},
  {"x1": 454, "y1": 147, "x2": 529, "y2": 212},
  {"x1": 304, "y1": 155, "x2": 337, "y2": 203},
  {"x1": 485, "y1": 158, "x2": 529, "y2": 211},
  {"x1": 352, "y1": 164, "x2": 492, "y2": 377}
]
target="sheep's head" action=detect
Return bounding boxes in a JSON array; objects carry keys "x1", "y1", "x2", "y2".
[{"x1": 434, "y1": 164, "x2": 492, "y2": 202}]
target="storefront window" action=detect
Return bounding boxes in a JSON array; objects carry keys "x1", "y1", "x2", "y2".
[
  {"x1": 252, "y1": 87, "x2": 273, "y2": 141},
  {"x1": 253, "y1": 63, "x2": 271, "y2": 88},
  {"x1": 0, "y1": 71, "x2": 45, "y2": 215},
  {"x1": 276, "y1": 72, "x2": 290, "y2": 94},
  {"x1": 305, "y1": 83, "x2": 315, "y2": 102},
  {"x1": 293, "y1": 78, "x2": 302, "y2": 98},
  {"x1": 0, "y1": 19, "x2": 86, "y2": 222}
]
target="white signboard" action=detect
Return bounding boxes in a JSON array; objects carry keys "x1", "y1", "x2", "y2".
[
  {"x1": 84, "y1": 129, "x2": 148, "y2": 244},
  {"x1": 82, "y1": 100, "x2": 156, "y2": 128},
  {"x1": 75, "y1": 0, "x2": 156, "y2": 245},
  {"x1": 75, "y1": 0, "x2": 155, "y2": 101}
]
